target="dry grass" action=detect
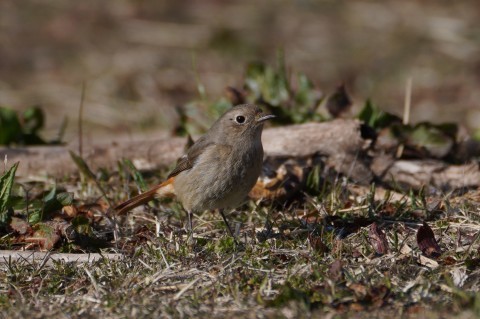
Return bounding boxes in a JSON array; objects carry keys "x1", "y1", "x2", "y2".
[{"x1": 1, "y1": 169, "x2": 480, "y2": 318}]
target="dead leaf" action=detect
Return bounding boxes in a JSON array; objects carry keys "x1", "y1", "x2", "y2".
[
  {"x1": 348, "y1": 283, "x2": 389, "y2": 308},
  {"x1": 225, "y1": 86, "x2": 246, "y2": 105},
  {"x1": 25, "y1": 220, "x2": 70, "y2": 250},
  {"x1": 326, "y1": 84, "x2": 352, "y2": 118},
  {"x1": 416, "y1": 222, "x2": 442, "y2": 258},
  {"x1": 9, "y1": 217, "x2": 31, "y2": 235},
  {"x1": 308, "y1": 233, "x2": 328, "y2": 253},
  {"x1": 62, "y1": 205, "x2": 78, "y2": 218},
  {"x1": 249, "y1": 160, "x2": 305, "y2": 202},
  {"x1": 419, "y1": 255, "x2": 439, "y2": 269},
  {"x1": 25, "y1": 224, "x2": 60, "y2": 250},
  {"x1": 407, "y1": 305, "x2": 426, "y2": 315},
  {"x1": 349, "y1": 303, "x2": 365, "y2": 311},
  {"x1": 368, "y1": 285, "x2": 389, "y2": 307},
  {"x1": 349, "y1": 283, "x2": 367, "y2": 298},
  {"x1": 333, "y1": 217, "x2": 373, "y2": 239},
  {"x1": 378, "y1": 203, "x2": 397, "y2": 217},
  {"x1": 298, "y1": 210, "x2": 320, "y2": 225},
  {"x1": 328, "y1": 259, "x2": 343, "y2": 281},
  {"x1": 442, "y1": 256, "x2": 457, "y2": 266},
  {"x1": 400, "y1": 243, "x2": 413, "y2": 255},
  {"x1": 451, "y1": 267, "x2": 468, "y2": 288},
  {"x1": 368, "y1": 222, "x2": 389, "y2": 255}
]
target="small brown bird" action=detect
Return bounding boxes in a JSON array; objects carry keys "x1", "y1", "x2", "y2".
[{"x1": 115, "y1": 104, "x2": 274, "y2": 236}]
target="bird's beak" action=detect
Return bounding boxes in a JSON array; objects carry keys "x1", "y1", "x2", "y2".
[{"x1": 256, "y1": 114, "x2": 276, "y2": 123}]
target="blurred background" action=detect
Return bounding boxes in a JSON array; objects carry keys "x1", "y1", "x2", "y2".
[{"x1": 1, "y1": 0, "x2": 479, "y2": 143}]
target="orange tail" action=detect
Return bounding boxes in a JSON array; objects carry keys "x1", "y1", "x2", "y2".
[{"x1": 115, "y1": 178, "x2": 176, "y2": 215}]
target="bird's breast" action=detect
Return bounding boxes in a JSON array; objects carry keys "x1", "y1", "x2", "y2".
[{"x1": 173, "y1": 141, "x2": 264, "y2": 212}]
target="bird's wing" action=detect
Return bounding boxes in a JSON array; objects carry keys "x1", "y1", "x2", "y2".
[{"x1": 167, "y1": 135, "x2": 214, "y2": 178}]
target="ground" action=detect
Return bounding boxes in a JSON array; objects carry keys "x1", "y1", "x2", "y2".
[{"x1": 1, "y1": 1, "x2": 480, "y2": 318}]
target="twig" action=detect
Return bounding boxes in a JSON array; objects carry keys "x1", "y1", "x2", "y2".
[
  {"x1": 83, "y1": 266, "x2": 100, "y2": 294},
  {"x1": 173, "y1": 277, "x2": 201, "y2": 300},
  {"x1": 396, "y1": 77, "x2": 412, "y2": 158},
  {"x1": 337, "y1": 205, "x2": 369, "y2": 213},
  {"x1": 403, "y1": 77, "x2": 412, "y2": 126},
  {"x1": 78, "y1": 81, "x2": 86, "y2": 157}
]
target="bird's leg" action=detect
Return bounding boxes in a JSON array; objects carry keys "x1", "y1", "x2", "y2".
[
  {"x1": 219, "y1": 209, "x2": 236, "y2": 239},
  {"x1": 187, "y1": 210, "x2": 194, "y2": 241},
  {"x1": 219, "y1": 210, "x2": 243, "y2": 249}
]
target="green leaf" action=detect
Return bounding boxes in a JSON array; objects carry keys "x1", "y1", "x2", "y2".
[
  {"x1": 28, "y1": 208, "x2": 43, "y2": 225},
  {"x1": 0, "y1": 107, "x2": 22, "y2": 145},
  {"x1": 358, "y1": 99, "x2": 400, "y2": 130},
  {"x1": 69, "y1": 151, "x2": 96, "y2": 180},
  {"x1": 208, "y1": 99, "x2": 232, "y2": 120},
  {"x1": 306, "y1": 164, "x2": 322, "y2": 193},
  {"x1": 244, "y1": 61, "x2": 290, "y2": 107},
  {"x1": 72, "y1": 215, "x2": 93, "y2": 236},
  {"x1": 56, "y1": 192, "x2": 73, "y2": 206},
  {"x1": 43, "y1": 187, "x2": 74, "y2": 214},
  {"x1": 121, "y1": 158, "x2": 147, "y2": 192},
  {"x1": 9, "y1": 195, "x2": 27, "y2": 210},
  {"x1": 474, "y1": 128, "x2": 480, "y2": 141},
  {"x1": 0, "y1": 106, "x2": 48, "y2": 145},
  {"x1": 0, "y1": 162, "x2": 19, "y2": 227},
  {"x1": 294, "y1": 74, "x2": 315, "y2": 108},
  {"x1": 70, "y1": 150, "x2": 112, "y2": 206},
  {"x1": 26, "y1": 186, "x2": 74, "y2": 224},
  {"x1": 22, "y1": 106, "x2": 45, "y2": 134},
  {"x1": 44, "y1": 186, "x2": 57, "y2": 202},
  {"x1": 408, "y1": 123, "x2": 455, "y2": 158}
]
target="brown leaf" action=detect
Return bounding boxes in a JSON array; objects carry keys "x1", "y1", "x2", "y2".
[
  {"x1": 442, "y1": 256, "x2": 457, "y2": 266},
  {"x1": 62, "y1": 205, "x2": 78, "y2": 218},
  {"x1": 349, "y1": 283, "x2": 389, "y2": 307},
  {"x1": 419, "y1": 255, "x2": 439, "y2": 269},
  {"x1": 407, "y1": 305, "x2": 426, "y2": 315},
  {"x1": 225, "y1": 86, "x2": 246, "y2": 105},
  {"x1": 25, "y1": 221, "x2": 70, "y2": 251},
  {"x1": 9, "y1": 217, "x2": 32, "y2": 235},
  {"x1": 349, "y1": 283, "x2": 367, "y2": 298},
  {"x1": 326, "y1": 84, "x2": 352, "y2": 118},
  {"x1": 328, "y1": 259, "x2": 343, "y2": 281},
  {"x1": 249, "y1": 161, "x2": 305, "y2": 203},
  {"x1": 417, "y1": 222, "x2": 442, "y2": 258},
  {"x1": 378, "y1": 203, "x2": 396, "y2": 217},
  {"x1": 368, "y1": 285, "x2": 389, "y2": 307},
  {"x1": 308, "y1": 233, "x2": 328, "y2": 253},
  {"x1": 368, "y1": 222, "x2": 389, "y2": 255},
  {"x1": 299, "y1": 211, "x2": 320, "y2": 225},
  {"x1": 25, "y1": 224, "x2": 60, "y2": 250},
  {"x1": 349, "y1": 303, "x2": 365, "y2": 312},
  {"x1": 77, "y1": 201, "x2": 106, "y2": 221}
]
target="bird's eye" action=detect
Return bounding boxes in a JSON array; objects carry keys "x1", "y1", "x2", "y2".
[{"x1": 235, "y1": 115, "x2": 246, "y2": 124}]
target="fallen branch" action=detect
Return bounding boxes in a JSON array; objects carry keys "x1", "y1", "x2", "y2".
[
  {"x1": 1, "y1": 119, "x2": 479, "y2": 192},
  {"x1": 1, "y1": 119, "x2": 371, "y2": 181},
  {"x1": 380, "y1": 160, "x2": 480, "y2": 191}
]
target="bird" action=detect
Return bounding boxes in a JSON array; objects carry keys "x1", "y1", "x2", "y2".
[{"x1": 114, "y1": 104, "x2": 275, "y2": 237}]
